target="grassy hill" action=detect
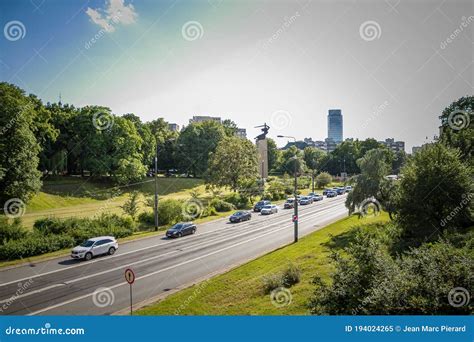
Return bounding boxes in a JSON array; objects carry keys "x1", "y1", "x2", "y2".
[{"x1": 138, "y1": 213, "x2": 390, "y2": 315}]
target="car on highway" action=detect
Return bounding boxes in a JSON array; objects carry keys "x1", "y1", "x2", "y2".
[
  {"x1": 260, "y1": 204, "x2": 278, "y2": 215},
  {"x1": 284, "y1": 198, "x2": 296, "y2": 209},
  {"x1": 166, "y1": 222, "x2": 196, "y2": 238},
  {"x1": 322, "y1": 189, "x2": 333, "y2": 196},
  {"x1": 253, "y1": 200, "x2": 271, "y2": 212},
  {"x1": 326, "y1": 190, "x2": 337, "y2": 198},
  {"x1": 308, "y1": 192, "x2": 323, "y2": 201},
  {"x1": 299, "y1": 196, "x2": 313, "y2": 205},
  {"x1": 335, "y1": 187, "x2": 345, "y2": 195},
  {"x1": 345, "y1": 186, "x2": 352, "y2": 192},
  {"x1": 71, "y1": 236, "x2": 118, "y2": 261},
  {"x1": 229, "y1": 211, "x2": 251, "y2": 223}
]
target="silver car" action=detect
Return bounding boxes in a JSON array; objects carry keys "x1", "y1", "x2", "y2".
[
  {"x1": 71, "y1": 236, "x2": 118, "y2": 261},
  {"x1": 261, "y1": 204, "x2": 278, "y2": 215}
]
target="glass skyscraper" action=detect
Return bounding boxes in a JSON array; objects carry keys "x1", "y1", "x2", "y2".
[{"x1": 327, "y1": 109, "x2": 343, "y2": 143}]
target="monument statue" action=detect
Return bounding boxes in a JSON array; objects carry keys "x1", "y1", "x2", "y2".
[{"x1": 255, "y1": 123, "x2": 270, "y2": 141}]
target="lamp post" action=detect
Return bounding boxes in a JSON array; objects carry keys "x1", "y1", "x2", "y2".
[
  {"x1": 277, "y1": 135, "x2": 298, "y2": 243},
  {"x1": 154, "y1": 154, "x2": 158, "y2": 231}
]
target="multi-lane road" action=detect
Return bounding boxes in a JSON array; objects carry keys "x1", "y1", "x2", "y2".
[{"x1": 0, "y1": 195, "x2": 348, "y2": 315}]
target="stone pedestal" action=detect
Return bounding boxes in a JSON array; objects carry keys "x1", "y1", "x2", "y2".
[{"x1": 256, "y1": 139, "x2": 268, "y2": 178}]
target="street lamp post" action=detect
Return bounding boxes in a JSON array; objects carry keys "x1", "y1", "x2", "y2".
[
  {"x1": 277, "y1": 135, "x2": 298, "y2": 243},
  {"x1": 154, "y1": 154, "x2": 158, "y2": 231}
]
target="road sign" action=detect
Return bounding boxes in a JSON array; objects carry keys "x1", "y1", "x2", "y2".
[
  {"x1": 292, "y1": 215, "x2": 298, "y2": 222},
  {"x1": 125, "y1": 268, "x2": 135, "y2": 284}
]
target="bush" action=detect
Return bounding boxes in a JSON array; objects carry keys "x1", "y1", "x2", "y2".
[
  {"x1": 202, "y1": 205, "x2": 218, "y2": 217},
  {"x1": 309, "y1": 229, "x2": 473, "y2": 315},
  {"x1": 223, "y1": 193, "x2": 250, "y2": 209},
  {"x1": 261, "y1": 263, "x2": 301, "y2": 294},
  {"x1": 316, "y1": 172, "x2": 332, "y2": 188},
  {"x1": 0, "y1": 234, "x2": 75, "y2": 260},
  {"x1": 0, "y1": 217, "x2": 28, "y2": 244},
  {"x1": 209, "y1": 199, "x2": 235, "y2": 212},
  {"x1": 157, "y1": 199, "x2": 183, "y2": 225}
]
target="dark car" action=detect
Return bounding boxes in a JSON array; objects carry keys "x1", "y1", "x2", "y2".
[
  {"x1": 254, "y1": 200, "x2": 271, "y2": 212},
  {"x1": 229, "y1": 211, "x2": 251, "y2": 223},
  {"x1": 326, "y1": 190, "x2": 337, "y2": 198},
  {"x1": 166, "y1": 222, "x2": 196, "y2": 238},
  {"x1": 322, "y1": 189, "x2": 333, "y2": 196},
  {"x1": 309, "y1": 192, "x2": 323, "y2": 201},
  {"x1": 284, "y1": 198, "x2": 296, "y2": 209},
  {"x1": 336, "y1": 187, "x2": 345, "y2": 195},
  {"x1": 299, "y1": 196, "x2": 313, "y2": 205}
]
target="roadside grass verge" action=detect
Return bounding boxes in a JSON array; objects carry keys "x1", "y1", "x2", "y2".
[{"x1": 137, "y1": 213, "x2": 390, "y2": 315}]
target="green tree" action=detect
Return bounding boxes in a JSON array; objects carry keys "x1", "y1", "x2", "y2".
[
  {"x1": 267, "y1": 138, "x2": 281, "y2": 172},
  {"x1": 222, "y1": 119, "x2": 238, "y2": 137},
  {"x1": 315, "y1": 172, "x2": 332, "y2": 188},
  {"x1": 439, "y1": 96, "x2": 473, "y2": 163},
  {"x1": 207, "y1": 136, "x2": 259, "y2": 191},
  {"x1": 280, "y1": 146, "x2": 306, "y2": 175},
  {"x1": 345, "y1": 149, "x2": 390, "y2": 215},
  {"x1": 0, "y1": 83, "x2": 42, "y2": 204},
  {"x1": 396, "y1": 143, "x2": 473, "y2": 240},
  {"x1": 121, "y1": 191, "x2": 140, "y2": 220},
  {"x1": 177, "y1": 121, "x2": 226, "y2": 177}
]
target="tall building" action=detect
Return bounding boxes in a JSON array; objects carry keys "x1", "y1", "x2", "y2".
[
  {"x1": 168, "y1": 123, "x2": 180, "y2": 132},
  {"x1": 327, "y1": 109, "x2": 343, "y2": 143}
]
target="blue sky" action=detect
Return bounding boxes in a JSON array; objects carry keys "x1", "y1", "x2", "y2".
[{"x1": 1, "y1": 0, "x2": 472, "y2": 151}]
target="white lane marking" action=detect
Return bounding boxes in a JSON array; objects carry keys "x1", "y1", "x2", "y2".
[
  {"x1": 0, "y1": 197, "x2": 346, "y2": 287},
  {"x1": 4, "y1": 205, "x2": 345, "y2": 303}
]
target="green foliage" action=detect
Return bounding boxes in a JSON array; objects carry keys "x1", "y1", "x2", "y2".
[
  {"x1": 156, "y1": 199, "x2": 184, "y2": 225},
  {"x1": 345, "y1": 149, "x2": 391, "y2": 215},
  {"x1": 0, "y1": 217, "x2": 27, "y2": 244},
  {"x1": 209, "y1": 199, "x2": 235, "y2": 212},
  {"x1": 121, "y1": 191, "x2": 141, "y2": 220},
  {"x1": 279, "y1": 146, "x2": 306, "y2": 175},
  {"x1": 0, "y1": 83, "x2": 43, "y2": 204},
  {"x1": 309, "y1": 228, "x2": 473, "y2": 315},
  {"x1": 315, "y1": 172, "x2": 332, "y2": 188},
  {"x1": 304, "y1": 146, "x2": 325, "y2": 171},
  {"x1": 206, "y1": 136, "x2": 259, "y2": 191},
  {"x1": 0, "y1": 234, "x2": 75, "y2": 260},
  {"x1": 262, "y1": 263, "x2": 301, "y2": 294},
  {"x1": 396, "y1": 143, "x2": 473, "y2": 240},
  {"x1": 223, "y1": 193, "x2": 250, "y2": 209}
]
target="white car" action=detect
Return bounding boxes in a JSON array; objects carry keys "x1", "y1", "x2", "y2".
[
  {"x1": 261, "y1": 204, "x2": 278, "y2": 215},
  {"x1": 71, "y1": 236, "x2": 118, "y2": 261}
]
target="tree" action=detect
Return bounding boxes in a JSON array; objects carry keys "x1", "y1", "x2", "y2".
[
  {"x1": 267, "y1": 138, "x2": 281, "y2": 172},
  {"x1": 206, "y1": 136, "x2": 259, "y2": 191},
  {"x1": 391, "y1": 150, "x2": 407, "y2": 175},
  {"x1": 279, "y1": 146, "x2": 306, "y2": 175},
  {"x1": 177, "y1": 121, "x2": 226, "y2": 177},
  {"x1": 345, "y1": 149, "x2": 390, "y2": 215},
  {"x1": 121, "y1": 191, "x2": 140, "y2": 220},
  {"x1": 396, "y1": 143, "x2": 473, "y2": 240},
  {"x1": 315, "y1": 172, "x2": 332, "y2": 188},
  {"x1": 222, "y1": 119, "x2": 238, "y2": 137},
  {"x1": 0, "y1": 83, "x2": 42, "y2": 204},
  {"x1": 439, "y1": 96, "x2": 473, "y2": 163}
]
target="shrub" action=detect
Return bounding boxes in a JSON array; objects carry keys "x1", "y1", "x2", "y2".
[
  {"x1": 202, "y1": 205, "x2": 218, "y2": 217},
  {"x1": 157, "y1": 199, "x2": 183, "y2": 225},
  {"x1": 262, "y1": 273, "x2": 284, "y2": 294},
  {"x1": 0, "y1": 234, "x2": 75, "y2": 260},
  {"x1": 282, "y1": 262, "x2": 301, "y2": 287},
  {"x1": 316, "y1": 172, "x2": 332, "y2": 188},
  {"x1": 209, "y1": 199, "x2": 235, "y2": 212},
  {"x1": 0, "y1": 217, "x2": 28, "y2": 244},
  {"x1": 223, "y1": 193, "x2": 250, "y2": 209}
]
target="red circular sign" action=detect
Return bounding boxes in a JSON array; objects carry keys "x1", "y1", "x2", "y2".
[
  {"x1": 125, "y1": 268, "x2": 135, "y2": 284},
  {"x1": 292, "y1": 215, "x2": 298, "y2": 222}
]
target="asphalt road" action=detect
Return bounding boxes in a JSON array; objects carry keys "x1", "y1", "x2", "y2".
[{"x1": 0, "y1": 195, "x2": 348, "y2": 315}]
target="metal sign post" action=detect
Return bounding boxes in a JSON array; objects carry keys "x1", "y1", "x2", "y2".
[{"x1": 124, "y1": 268, "x2": 135, "y2": 316}]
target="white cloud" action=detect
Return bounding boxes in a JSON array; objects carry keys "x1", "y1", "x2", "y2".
[{"x1": 86, "y1": 0, "x2": 137, "y2": 33}]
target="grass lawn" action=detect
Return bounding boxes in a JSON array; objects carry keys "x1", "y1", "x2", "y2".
[{"x1": 137, "y1": 213, "x2": 390, "y2": 315}]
